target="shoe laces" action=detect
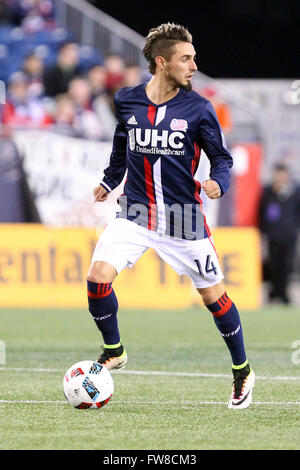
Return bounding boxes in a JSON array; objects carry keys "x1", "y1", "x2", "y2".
[
  {"x1": 98, "y1": 347, "x2": 111, "y2": 363},
  {"x1": 232, "y1": 375, "x2": 247, "y2": 399},
  {"x1": 98, "y1": 345, "x2": 123, "y2": 362}
]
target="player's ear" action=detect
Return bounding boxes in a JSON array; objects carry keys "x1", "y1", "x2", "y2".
[{"x1": 155, "y1": 56, "x2": 166, "y2": 72}]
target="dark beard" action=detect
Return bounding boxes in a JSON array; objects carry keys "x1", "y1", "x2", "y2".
[
  {"x1": 179, "y1": 81, "x2": 192, "y2": 91},
  {"x1": 168, "y1": 74, "x2": 192, "y2": 92}
]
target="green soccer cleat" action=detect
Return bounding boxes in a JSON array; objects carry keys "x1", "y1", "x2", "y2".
[
  {"x1": 228, "y1": 366, "x2": 255, "y2": 409},
  {"x1": 96, "y1": 343, "x2": 127, "y2": 371}
]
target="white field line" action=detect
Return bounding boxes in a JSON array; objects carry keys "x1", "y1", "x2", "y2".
[
  {"x1": 0, "y1": 368, "x2": 299, "y2": 406},
  {"x1": 0, "y1": 367, "x2": 300, "y2": 382},
  {"x1": 0, "y1": 399, "x2": 300, "y2": 406}
]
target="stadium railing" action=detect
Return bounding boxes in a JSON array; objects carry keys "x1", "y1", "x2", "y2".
[
  {"x1": 53, "y1": 0, "x2": 147, "y2": 68},
  {"x1": 54, "y1": 0, "x2": 261, "y2": 108}
]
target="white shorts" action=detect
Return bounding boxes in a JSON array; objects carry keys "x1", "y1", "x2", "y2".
[{"x1": 92, "y1": 218, "x2": 224, "y2": 289}]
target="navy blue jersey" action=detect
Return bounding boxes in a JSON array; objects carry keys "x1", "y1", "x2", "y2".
[{"x1": 100, "y1": 82, "x2": 233, "y2": 240}]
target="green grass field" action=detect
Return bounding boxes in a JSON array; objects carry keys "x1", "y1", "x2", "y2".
[{"x1": 0, "y1": 305, "x2": 300, "y2": 450}]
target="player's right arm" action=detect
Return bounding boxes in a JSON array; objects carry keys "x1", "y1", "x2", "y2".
[{"x1": 94, "y1": 91, "x2": 127, "y2": 201}]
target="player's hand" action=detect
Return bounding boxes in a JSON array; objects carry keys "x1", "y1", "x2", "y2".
[
  {"x1": 201, "y1": 179, "x2": 221, "y2": 199},
  {"x1": 93, "y1": 185, "x2": 109, "y2": 202}
]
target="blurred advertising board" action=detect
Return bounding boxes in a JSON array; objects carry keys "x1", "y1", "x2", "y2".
[{"x1": 0, "y1": 224, "x2": 261, "y2": 309}]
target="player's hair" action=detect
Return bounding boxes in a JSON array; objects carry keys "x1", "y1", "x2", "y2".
[
  {"x1": 143, "y1": 23, "x2": 193, "y2": 75},
  {"x1": 273, "y1": 162, "x2": 289, "y2": 172}
]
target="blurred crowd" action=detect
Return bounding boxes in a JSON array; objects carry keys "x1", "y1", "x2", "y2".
[
  {"x1": 0, "y1": 0, "x2": 55, "y2": 31},
  {"x1": 0, "y1": 0, "x2": 147, "y2": 140},
  {"x1": 0, "y1": 1, "x2": 234, "y2": 141},
  {"x1": 1, "y1": 43, "x2": 145, "y2": 140}
]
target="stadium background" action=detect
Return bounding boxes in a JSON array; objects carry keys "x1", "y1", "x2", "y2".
[{"x1": 0, "y1": 0, "x2": 299, "y2": 309}]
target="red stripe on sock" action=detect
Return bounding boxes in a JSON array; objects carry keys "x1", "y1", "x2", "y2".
[
  {"x1": 88, "y1": 284, "x2": 112, "y2": 299},
  {"x1": 212, "y1": 294, "x2": 233, "y2": 317}
]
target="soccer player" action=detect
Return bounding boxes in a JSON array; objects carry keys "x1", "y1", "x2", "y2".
[{"x1": 87, "y1": 23, "x2": 255, "y2": 409}]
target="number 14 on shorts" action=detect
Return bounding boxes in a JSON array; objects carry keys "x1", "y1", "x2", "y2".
[{"x1": 194, "y1": 255, "x2": 218, "y2": 277}]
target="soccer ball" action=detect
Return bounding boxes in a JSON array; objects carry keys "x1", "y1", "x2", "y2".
[{"x1": 63, "y1": 360, "x2": 114, "y2": 409}]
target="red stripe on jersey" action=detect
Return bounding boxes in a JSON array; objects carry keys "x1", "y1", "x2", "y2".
[
  {"x1": 199, "y1": 202, "x2": 212, "y2": 238},
  {"x1": 194, "y1": 180, "x2": 202, "y2": 204},
  {"x1": 191, "y1": 142, "x2": 201, "y2": 175},
  {"x1": 195, "y1": 182, "x2": 212, "y2": 239},
  {"x1": 191, "y1": 145, "x2": 212, "y2": 239},
  {"x1": 192, "y1": 143, "x2": 202, "y2": 205},
  {"x1": 147, "y1": 105, "x2": 156, "y2": 126},
  {"x1": 144, "y1": 157, "x2": 157, "y2": 230}
]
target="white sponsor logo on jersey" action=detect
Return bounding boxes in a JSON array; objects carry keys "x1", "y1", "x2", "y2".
[{"x1": 129, "y1": 128, "x2": 185, "y2": 155}]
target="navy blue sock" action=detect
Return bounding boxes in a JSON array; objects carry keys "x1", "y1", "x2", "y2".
[
  {"x1": 206, "y1": 292, "x2": 247, "y2": 367},
  {"x1": 87, "y1": 280, "x2": 120, "y2": 346}
]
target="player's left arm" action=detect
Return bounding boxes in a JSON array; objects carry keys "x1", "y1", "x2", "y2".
[{"x1": 197, "y1": 101, "x2": 233, "y2": 198}]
